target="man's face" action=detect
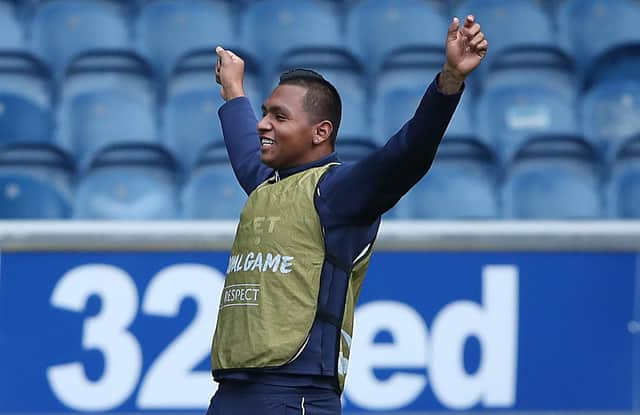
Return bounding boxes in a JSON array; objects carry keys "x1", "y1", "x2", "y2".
[{"x1": 258, "y1": 84, "x2": 316, "y2": 169}]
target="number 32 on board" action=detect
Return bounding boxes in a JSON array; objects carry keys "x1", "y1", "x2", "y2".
[{"x1": 47, "y1": 264, "x2": 224, "y2": 411}]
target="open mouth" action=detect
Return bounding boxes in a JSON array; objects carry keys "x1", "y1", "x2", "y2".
[{"x1": 260, "y1": 137, "x2": 275, "y2": 147}]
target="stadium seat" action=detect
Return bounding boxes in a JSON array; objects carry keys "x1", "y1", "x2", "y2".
[
  {"x1": 30, "y1": 0, "x2": 130, "y2": 78},
  {"x1": 182, "y1": 145, "x2": 246, "y2": 219},
  {"x1": 445, "y1": 89, "x2": 475, "y2": 140},
  {"x1": 481, "y1": 49, "x2": 577, "y2": 103},
  {"x1": 331, "y1": 70, "x2": 368, "y2": 141},
  {"x1": 455, "y1": 0, "x2": 558, "y2": 77},
  {"x1": 136, "y1": 0, "x2": 235, "y2": 79},
  {"x1": 557, "y1": 0, "x2": 640, "y2": 76},
  {"x1": 336, "y1": 139, "x2": 377, "y2": 163},
  {"x1": 346, "y1": 0, "x2": 447, "y2": 82},
  {"x1": 164, "y1": 50, "x2": 262, "y2": 172},
  {"x1": 0, "y1": 52, "x2": 52, "y2": 108},
  {"x1": 373, "y1": 52, "x2": 443, "y2": 114},
  {"x1": 373, "y1": 86, "x2": 420, "y2": 146},
  {"x1": 606, "y1": 135, "x2": 640, "y2": 218},
  {"x1": 399, "y1": 139, "x2": 498, "y2": 219},
  {"x1": 56, "y1": 51, "x2": 157, "y2": 168},
  {"x1": 373, "y1": 84, "x2": 474, "y2": 147},
  {"x1": 242, "y1": 0, "x2": 345, "y2": 82},
  {"x1": 0, "y1": 143, "x2": 74, "y2": 219},
  {"x1": 0, "y1": 0, "x2": 24, "y2": 50},
  {"x1": 502, "y1": 136, "x2": 602, "y2": 219},
  {"x1": 74, "y1": 143, "x2": 179, "y2": 219},
  {"x1": 583, "y1": 45, "x2": 640, "y2": 91},
  {"x1": 477, "y1": 75, "x2": 578, "y2": 163},
  {"x1": 581, "y1": 79, "x2": 640, "y2": 161},
  {"x1": 0, "y1": 92, "x2": 52, "y2": 144}
]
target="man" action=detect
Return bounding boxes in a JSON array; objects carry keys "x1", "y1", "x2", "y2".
[{"x1": 207, "y1": 15, "x2": 487, "y2": 415}]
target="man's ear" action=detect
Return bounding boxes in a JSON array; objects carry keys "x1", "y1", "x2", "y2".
[{"x1": 312, "y1": 120, "x2": 334, "y2": 145}]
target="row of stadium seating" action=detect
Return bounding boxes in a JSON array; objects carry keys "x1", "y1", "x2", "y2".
[
  {"x1": 1, "y1": 62, "x2": 638, "y2": 171},
  {"x1": 1, "y1": 0, "x2": 639, "y2": 220},
  {"x1": 1, "y1": 134, "x2": 639, "y2": 220},
  {"x1": 1, "y1": 1, "x2": 638, "y2": 168},
  {"x1": 1, "y1": 0, "x2": 638, "y2": 86}
]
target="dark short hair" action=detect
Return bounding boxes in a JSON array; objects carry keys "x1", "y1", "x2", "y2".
[{"x1": 278, "y1": 68, "x2": 342, "y2": 145}]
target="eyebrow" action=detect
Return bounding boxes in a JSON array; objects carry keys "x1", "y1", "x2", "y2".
[{"x1": 261, "y1": 104, "x2": 291, "y2": 115}]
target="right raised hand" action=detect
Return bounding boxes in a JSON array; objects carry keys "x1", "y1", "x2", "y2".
[{"x1": 215, "y1": 46, "x2": 246, "y2": 101}]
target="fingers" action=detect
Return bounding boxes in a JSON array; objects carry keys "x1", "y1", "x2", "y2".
[
  {"x1": 214, "y1": 45, "x2": 246, "y2": 100},
  {"x1": 459, "y1": 15, "x2": 487, "y2": 55},
  {"x1": 463, "y1": 14, "x2": 475, "y2": 28},
  {"x1": 215, "y1": 45, "x2": 241, "y2": 64},
  {"x1": 468, "y1": 31, "x2": 485, "y2": 49},
  {"x1": 462, "y1": 18, "x2": 481, "y2": 39},
  {"x1": 215, "y1": 59, "x2": 221, "y2": 85},
  {"x1": 215, "y1": 45, "x2": 225, "y2": 59},
  {"x1": 216, "y1": 45, "x2": 232, "y2": 63},
  {"x1": 476, "y1": 39, "x2": 489, "y2": 55},
  {"x1": 447, "y1": 16, "x2": 460, "y2": 41}
]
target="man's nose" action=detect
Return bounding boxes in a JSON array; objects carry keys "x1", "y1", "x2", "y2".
[{"x1": 257, "y1": 116, "x2": 271, "y2": 132}]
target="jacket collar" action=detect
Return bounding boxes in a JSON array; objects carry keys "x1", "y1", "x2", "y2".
[{"x1": 272, "y1": 152, "x2": 340, "y2": 181}]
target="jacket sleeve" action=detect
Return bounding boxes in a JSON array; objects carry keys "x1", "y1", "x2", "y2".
[
  {"x1": 320, "y1": 75, "x2": 463, "y2": 224},
  {"x1": 218, "y1": 96, "x2": 272, "y2": 195}
]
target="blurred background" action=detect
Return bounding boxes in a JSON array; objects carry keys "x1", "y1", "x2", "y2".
[
  {"x1": 0, "y1": 0, "x2": 638, "y2": 220},
  {"x1": 0, "y1": 1, "x2": 638, "y2": 415}
]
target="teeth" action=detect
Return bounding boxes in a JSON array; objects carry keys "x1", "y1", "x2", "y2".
[{"x1": 261, "y1": 138, "x2": 275, "y2": 145}]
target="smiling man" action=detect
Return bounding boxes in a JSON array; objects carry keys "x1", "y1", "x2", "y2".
[{"x1": 206, "y1": 15, "x2": 488, "y2": 415}]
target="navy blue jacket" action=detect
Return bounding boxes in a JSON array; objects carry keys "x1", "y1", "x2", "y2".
[{"x1": 213, "y1": 75, "x2": 462, "y2": 390}]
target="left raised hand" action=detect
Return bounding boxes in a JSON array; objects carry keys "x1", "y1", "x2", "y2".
[{"x1": 439, "y1": 15, "x2": 488, "y2": 93}]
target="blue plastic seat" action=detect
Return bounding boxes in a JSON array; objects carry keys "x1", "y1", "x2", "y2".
[
  {"x1": 558, "y1": 0, "x2": 640, "y2": 76},
  {"x1": 74, "y1": 143, "x2": 179, "y2": 219},
  {"x1": 0, "y1": 0, "x2": 24, "y2": 50},
  {"x1": 502, "y1": 137, "x2": 602, "y2": 219},
  {"x1": 455, "y1": 0, "x2": 557, "y2": 76},
  {"x1": 56, "y1": 51, "x2": 157, "y2": 168},
  {"x1": 136, "y1": 0, "x2": 234, "y2": 79},
  {"x1": 375, "y1": 84, "x2": 465, "y2": 146},
  {"x1": 581, "y1": 79, "x2": 640, "y2": 161},
  {"x1": 584, "y1": 44, "x2": 640, "y2": 90},
  {"x1": 30, "y1": 0, "x2": 130, "y2": 78},
  {"x1": 0, "y1": 143, "x2": 74, "y2": 219},
  {"x1": 0, "y1": 52, "x2": 52, "y2": 108},
  {"x1": 477, "y1": 76, "x2": 578, "y2": 162},
  {"x1": 373, "y1": 52, "x2": 443, "y2": 114},
  {"x1": 376, "y1": 83, "x2": 480, "y2": 147},
  {"x1": 484, "y1": 53, "x2": 577, "y2": 95},
  {"x1": 606, "y1": 135, "x2": 640, "y2": 218},
  {"x1": 243, "y1": 0, "x2": 344, "y2": 81},
  {"x1": 0, "y1": 92, "x2": 52, "y2": 144},
  {"x1": 329, "y1": 69, "x2": 368, "y2": 141},
  {"x1": 400, "y1": 139, "x2": 499, "y2": 219},
  {"x1": 164, "y1": 50, "x2": 261, "y2": 172},
  {"x1": 164, "y1": 80, "x2": 225, "y2": 171},
  {"x1": 336, "y1": 139, "x2": 377, "y2": 163},
  {"x1": 346, "y1": 0, "x2": 447, "y2": 82},
  {"x1": 182, "y1": 146, "x2": 246, "y2": 219},
  {"x1": 446, "y1": 90, "x2": 475, "y2": 140},
  {"x1": 373, "y1": 86, "x2": 420, "y2": 146}
]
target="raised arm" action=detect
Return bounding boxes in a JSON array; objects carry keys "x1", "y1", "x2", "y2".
[
  {"x1": 320, "y1": 16, "x2": 488, "y2": 223},
  {"x1": 215, "y1": 46, "x2": 271, "y2": 194}
]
